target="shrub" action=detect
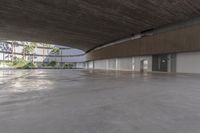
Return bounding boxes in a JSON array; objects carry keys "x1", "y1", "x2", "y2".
[
  {"x1": 64, "y1": 63, "x2": 73, "y2": 69},
  {"x1": 12, "y1": 58, "x2": 37, "y2": 69},
  {"x1": 12, "y1": 58, "x2": 28, "y2": 68},
  {"x1": 48, "y1": 61, "x2": 57, "y2": 67},
  {"x1": 51, "y1": 47, "x2": 60, "y2": 54},
  {"x1": 22, "y1": 62, "x2": 37, "y2": 69}
]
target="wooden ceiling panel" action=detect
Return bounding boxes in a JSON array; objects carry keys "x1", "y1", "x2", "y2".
[{"x1": 0, "y1": 0, "x2": 200, "y2": 51}]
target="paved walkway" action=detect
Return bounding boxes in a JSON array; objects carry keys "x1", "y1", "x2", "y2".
[{"x1": 0, "y1": 69, "x2": 200, "y2": 133}]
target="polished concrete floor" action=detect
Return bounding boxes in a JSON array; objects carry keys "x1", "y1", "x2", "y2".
[{"x1": 0, "y1": 69, "x2": 200, "y2": 133}]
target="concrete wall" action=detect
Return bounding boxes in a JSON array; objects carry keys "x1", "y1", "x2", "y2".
[
  {"x1": 87, "y1": 52, "x2": 200, "y2": 74},
  {"x1": 91, "y1": 56, "x2": 152, "y2": 72},
  {"x1": 117, "y1": 58, "x2": 133, "y2": 71},
  {"x1": 107, "y1": 59, "x2": 117, "y2": 70},
  {"x1": 88, "y1": 52, "x2": 200, "y2": 74},
  {"x1": 88, "y1": 61, "x2": 94, "y2": 69},
  {"x1": 94, "y1": 60, "x2": 107, "y2": 70},
  {"x1": 76, "y1": 62, "x2": 85, "y2": 69},
  {"x1": 177, "y1": 52, "x2": 200, "y2": 73}
]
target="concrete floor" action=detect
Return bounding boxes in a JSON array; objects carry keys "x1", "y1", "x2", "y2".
[{"x1": 1, "y1": 69, "x2": 200, "y2": 133}]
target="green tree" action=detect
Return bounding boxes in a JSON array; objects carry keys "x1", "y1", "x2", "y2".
[
  {"x1": 51, "y1": 47, "x2": 60, "y2": 55},
  {"x1": 51, "y1": 47, "x2": 60, "y2": 63},
  {"x1": 22, "y1": 42, "x2": 37, "y2": 62}
]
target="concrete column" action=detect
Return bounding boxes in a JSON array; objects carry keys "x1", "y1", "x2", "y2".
[
  {"x1": 106, "y1": 60, "x2": 109, "y2": 70},
  {"x1": 132, "y1": 57, "x2": 135, "y2": 71},
  {"x1": 93, "y1": 61, "x2": 95, "y2": 69},
  {"x1": 116, "y1": 58, "x2": 119, "y2": 71}
]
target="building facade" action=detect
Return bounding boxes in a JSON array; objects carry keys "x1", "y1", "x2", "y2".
[{"x1": 0, "y1": 42, "x2": 86, "y2": 67}]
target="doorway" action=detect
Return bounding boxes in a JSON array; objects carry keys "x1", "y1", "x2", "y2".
[
  {"x1": 140, "y1": 60, "x2": 148, "y2": 73},
  {"x1": 152, "y1": 54, "x2": 168, "y2": 72}
]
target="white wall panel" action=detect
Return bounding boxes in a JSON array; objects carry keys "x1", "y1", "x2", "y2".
[
  {"x1": 108, "y1": 59, "x2": 116, "y2": 70},
  {"x1": 76, "y1": 63, "x2": 85, "y2": 69},
  {"x1": 177, "y1": 52, "x2": 200, "y2": 73},
  {"x1": 117, "y1": 58, "x2": 133, "y2": 71},
  {"x1": 92, "y1": 56, "x2": 152, "y2": 72},
  {"x1": 88, "y1": 61, "x2": 94, "y2": 69},
  {"x1": 94, "y1": 60, "x2": 107, "y2": 69}
]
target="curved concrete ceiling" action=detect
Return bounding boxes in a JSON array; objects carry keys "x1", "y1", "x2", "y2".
[{"x1": 0, "y1": 0, "x2": 200, "y2": 51}]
